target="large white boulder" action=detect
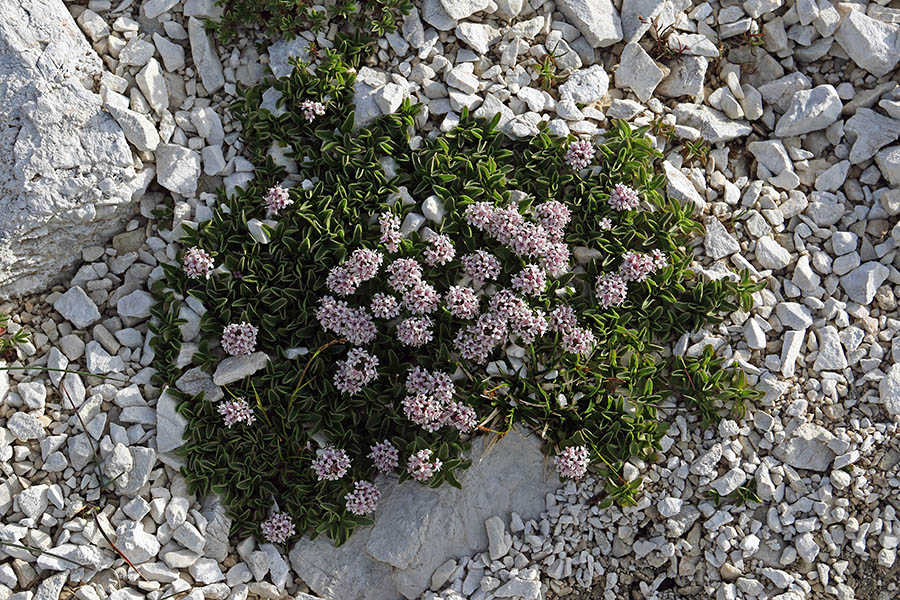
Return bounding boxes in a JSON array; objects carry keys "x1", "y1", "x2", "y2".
[
  {"x1": 0, "y1": 0, "x2": 150, "y2": 298},
  {"x1": 289, "y1": 428, "x2": 563, "y2": 599}
]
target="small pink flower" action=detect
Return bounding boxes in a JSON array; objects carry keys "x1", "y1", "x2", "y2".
[
  {"x1": 315, "y1": 297, "x2": 375, "y2": 345},
  {"x1": 461, "y1": 251, "x2": 501, "y2": 286},
  {"x1": 326, "y1": 266, "x2": 359, "y2": 296},
  {"x1": 562, "y1": 327, "x2": 595, "y2": 356},
  {"x1": 444, "y1": 286, "x2": 479, "y2": 320},
  {"x1": 549, "y1": 306, "x2": 577, "y2": 334},
  {"x1": 423, "y1": 234, "x2": 455, "y2": 266},
  {"x1": 182, "y1": 247, "x2": 214, "y2": 280},
  {"x1": 403, "y1": 282, "x2": 440, "y2": 315},
  {"x1": 300, "y1": 99, "x2": 326, "y2": 121},
  {"x1": 264, "y1": 186, "x2": 293, "y2": 215},
  {"x1": 595, "y1": 273, "x2": 628, "y2": 309},
  {"x1": 311, "y1": 446, "x2": 351, "y2": 481},
  {"x1": 221, "y1": 322, "x2": 258, "y2": 356},
  {"x1": 554, "y1": 445, "x2": 590, "y2": 479},
  {"x1": 387, "y1": 258, "x2": 423, "y2": 292},
  {"x1": 261, "y1": 512, "x2": 295, "y2": 544},
  {"x1": 598, "y1": 217, "x2": 613, "y2": 230},
  {"x1": 509, "y1": 308, "x2": 548, "y2": 345},
  {"x1": 511, "y1": 265, "x2": 547, "y2": 296},
  {"x1": 540, "y1": 242, "x2": 571, "y2": 278},
  {"x1": 345, "y1": 481, "x2": 380, "y2": 516},
  {"x1": 217, "y1": 398, "x2": 256, "y2": 427},
  {"x1": 346, "y1": 249, "x2": 383, "y2": 281},
  {"x1": 369, "y1": 441, "x2": 399, "y2": 473},
  {"x1": 446, "y1": 402, "x2": 478, "y2": 433},
  {"x1": 608, "y1": 184, "x2": 641, "y2": 211},
  {"x1": 371, "y1": 293, "x2": 400, "y2": 319},
  {"x1": 620, "y1": 251, "x2": 656, "y2": 282},
  {"x1": 465, "y1": 202, "x2": 494, "y2": 230},
  {"x1": 510, "y1": 222, "x2": 550, "y2": 258},
  {"x1": 651, "y1": 249, "x2": 668, "y2": 270},
  {"x1": 397, "y1": 316, "x2": 433, "y2": 347},
  {"x1": 534, "y1": 201, "x2": 571, "y2": 233},
  {"x1": 565, "y1": 140, "x2": 595, "y2": 170},
  {"x1": 487, "y1": 204, "x2": 525, "y2": 245},
  {"x1": 407, "y1": 449, "x2": 442, "y2": 482},
  {"x1": 379, "y1": 212, "x2": 402, "y2": 253},
  {"x1": 333, "y1": 348, "x2": 379, "y2": 395}
]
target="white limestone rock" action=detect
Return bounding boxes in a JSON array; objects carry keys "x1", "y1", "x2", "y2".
[
  {"x1": 880, "y1": 363, "x2": 900, "y2": 417},
  {"x1": 556, "y1": 0, "x2": 623, "y2": 48},
  {"x1": 839, "y1": 262, "x2": 889, "y2": 305},
  {"x1": 834, "y1": 10, "x2": 900, "y2": 77},
  {"x1": 844, "y1": 108, "x2": 900, "y2": 165},
  {"x1": 774, "y1": 85, "x2": 841, "y2": 137},
  {"x1": 105, "y1": 104, "x2": 160, "y2": 152},
  {"x1": 0, "y1": 0, "x2": 148, "y2": 298},
  {"x1": 671, "y1": 103, "x2": 752, "y2": 143},
  {"x1": 615, "y1": 42, "x2": 665, "y2": 103},
  {"x1": 187, "y1": 17, "x2": 224, "y2": 94},
  {"x1": 559, "y1": 65, "x2": 609, "y2": 104},
  {"x1": 53, "y1": 286, "x2": 101, "y2": 329},
  {"x1": 875, "y1": 145, "x2": 900, "y2": 186},
  {"x1": 704, "y1": 217, "x2": 740, "y2": 259},
  {"x1": 156, "y1": 144, "x2": 202, "y2": 196},
  {"x1": 213, "y1": 352, "x2": 270, "y2": 385},
  {"x1": 773, "y1": 422, "x2": 837, "y2": 471}
]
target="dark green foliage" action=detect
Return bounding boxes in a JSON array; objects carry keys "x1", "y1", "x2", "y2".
[
  {"x1": 154, "y1": 51, "x2": 762, "y2": 546},
  {"x1": 207, "y1": 0, "x2": 413, "y2": 47}
]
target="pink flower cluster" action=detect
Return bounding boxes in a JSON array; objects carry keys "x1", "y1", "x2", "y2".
[
  {"x1": 217, "y1": 398, "x2": 256, "y2": 427},
  {"x1": 261, "y1": 512, "x2": 295, "y2": 544},
  {"x1": 326, "y1": 249, "x2": 384, "y2": 296},
  {"x1": 183, "y1": 247, "x2": 214, "y2": 280},
  {"x1": 620, "y1": 251, "x2": 658, "y2": 282},
  {"x1": 402, "y1": 282, "x2": 440, "y2": 315},
  {"x1": 455, "y1": 291, "x2": 549, "y2": 362},
  {"x1": 300, "y1": 100, "x2": 326, "y2": 121},
  {"x1": 379, "y1": 212, "x2": 401, "y2": 253},
  {"x1": 370, "y1": 293, "x2": 400, "y2": 319},
  {"x1": 407, "y1": 448, "x2": 442, "y2": 482},
  {"x1": 401, "y1": 367, "x2": 477, "y2": 433},
  {"x1": 221, "y1": 322, "x2": 258, "y2": 356},
  {"x1": 387, "y1": 258, "x2": 423, "y2": 292},
  {"x1": 316, "y1": 296, "x2": 377, "y2": 345},
  {"x1": 423, "y1": 234, "x2": 455, "y2": 266},
  {"x1": 345, "y1": 481, "x2": 380, "y2": 516},
  {"x1": 565, "y1": 140, "x2": 595, "y2": 169},
  {"x1": 608, "y1": 184, "x2": 640, "y2": 211},
  {"x1": 264, "y1": 186, "x2": 293, "y2": 215},
  {"x1": 397, "y1": 316, "x2": 433, "y2": 347},
  {"x1": 534, "y1": 200, "x2": 571, "y2": 238},
  {"x1": 554, "y1": 445, "x2": 591, "y2": 479},
  {"x1": 461, "y1": 250, "x2": 501, "y2": 286},
  {"x1": 369, "y1": 440, "x2": 399, "y2": 473},
  {"x1": 511, "y1": 265, "x2": 547, "y2": 296},
  {"x1": 548, "y1": 305, "x2": 595, "y2": 357},
  {"x1": 444, "y1": 286, "x2": 479, "y2": 319},
  {"x1": 333, "y1": 348, "x2": 379, "y2": 394},
  {"x1": 311, "y1": 446, "x2": 351, "y2": 481},
  {"x1": 595, "y1": 273, "x2": 628, "y2": 309}
]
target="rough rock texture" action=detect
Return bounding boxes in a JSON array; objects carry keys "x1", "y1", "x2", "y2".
[
  {"x1": 0, "y1": 0, "x2": 150, "y2": 298},
  {"x1": 289, "y1": 428, "x2": 562, "y2": 600}
]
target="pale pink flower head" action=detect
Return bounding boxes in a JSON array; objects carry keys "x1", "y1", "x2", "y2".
[
  {"x1": 423, "y1": 234, "x2": 455, "y2": 266},
  {"x1": 402, "y1": 281, "x2": 440, "y2": 315},
  {"x1": 446, "y1": 402, "x2": 478, "y2": 433},
  {"x1": 346, "y1": 248, "x2": 383, "y2": 281},
  {"x1": 540, "y1": 242, "x2": 571, "y2": 278},
  {"x1": 342, "y1": 308, "x2": 377, "y2": 346},
  {"x1": 387, "y1": 258, "x2": 423, "y2": 292},
  {"x1": 407, "y1": 448, "x2": 442, "y2": 482},
  {"x1": 549, "y1": 306, "x2": 577, "y2": 334},
  {"x1": 261, "y1": 512, "x2": 295, "y2": 544},
  {"x1": 183, "y1": 247, "x2": 214, "y2": 280},
  {"x1": 535, "y1": 200, "x2": 571, "y2": 233},
  {"x1": 444, "y1": 286, "x2": 479, "y2": 320},
  {"x1": 326, "y1": 266, "x2": 359, "y2": 296},
  {"x1": 509, "y1": 308, "x2": 548, "y2": 345},
  {"x1": 316, "y1": 296, "x2": 352, "y2": 333},
  {"x1": 397, "y1": 316, "x2": 433, "y2": 347},
  {"x1": 651, "y1": 249, "x2": 668, "y2": 270},
  {"x1": 300, "y1": 99, "x2": 326, "y2": 121},
  {"x1": 554, "y1": 445, "x2": 590, "y2": 479},
  {"x1": 461, "y1": 251, "x2": 501, "y2": 286},
  {"x1": 510, "y1": 222, "x2": 550, "y2": 258},
  {"x1": 565, "y1": 140, "x2": 595, "y2": 170},
  {"x1": 562, "y1": 327, "x2": 596, "y2": 356},
  {"x1": 345, "y1": 481, "x2": 380, "y2": 516},
  {"x1": 369, "y1": 440, "x2": 399, "y2": 473},
  {"x1": 598, "y1": 217, "x2": 613, "y2": 230},
  {"x1": 370, "y1": 293, "x2": 400, "y2": 319},
  {"x1": 221, "y1": 322, "x2": 258, "y2": 355},
  {"x1": 333, "y1": 348, "x2": 379, "y2": 395},
  {"x1": 464, "y1": 202, "x2": 495, "y2": 230},
  {"x1": 620, "y1": 251, "x2": 656, "y2": 282},
  {"x1": 487, "y1": 204, "x2": 525, "y2": 245},
  {"x1": 608, "y1": 184, "x2": 641, "y2": 211},
  {"x1": 311, "y1": 446, "x2": 351, "y2": 481},
  {"x1": 379, "y1": 212, "x2": 401, "y2": 253},
  {"x1": 264, "y1": 186, "x2": 293, "y2": 215},
  {"x1": 218, "y1": 398, "x2": 256, "y2": 427},
  {"x1": 511, "y1": 265, "x2": 547, "y2": 297},
  {"x1": 595, "y1": 273, "x2": 627, "y2": 309}
]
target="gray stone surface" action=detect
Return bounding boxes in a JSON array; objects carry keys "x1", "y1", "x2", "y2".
[
  {"x1": 773, "y1": 422, "x2": 837, "y2": 472},
  {"x1": 0, "y1": 0, "x2": 148, "y2": 298},
  {"x1": 556, "y1": 0, "x2": 623, "y2": 47},
  {"x1": 881, "y1": 364, "x2": 900, "y2": 418},
  {"x1": 289, "y1": 428, "x2": 562, "y2": 600}
]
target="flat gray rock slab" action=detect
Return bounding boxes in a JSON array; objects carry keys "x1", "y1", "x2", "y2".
[{"x1": 290, "y1": 427, "x2": 563, "y2": 600}]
